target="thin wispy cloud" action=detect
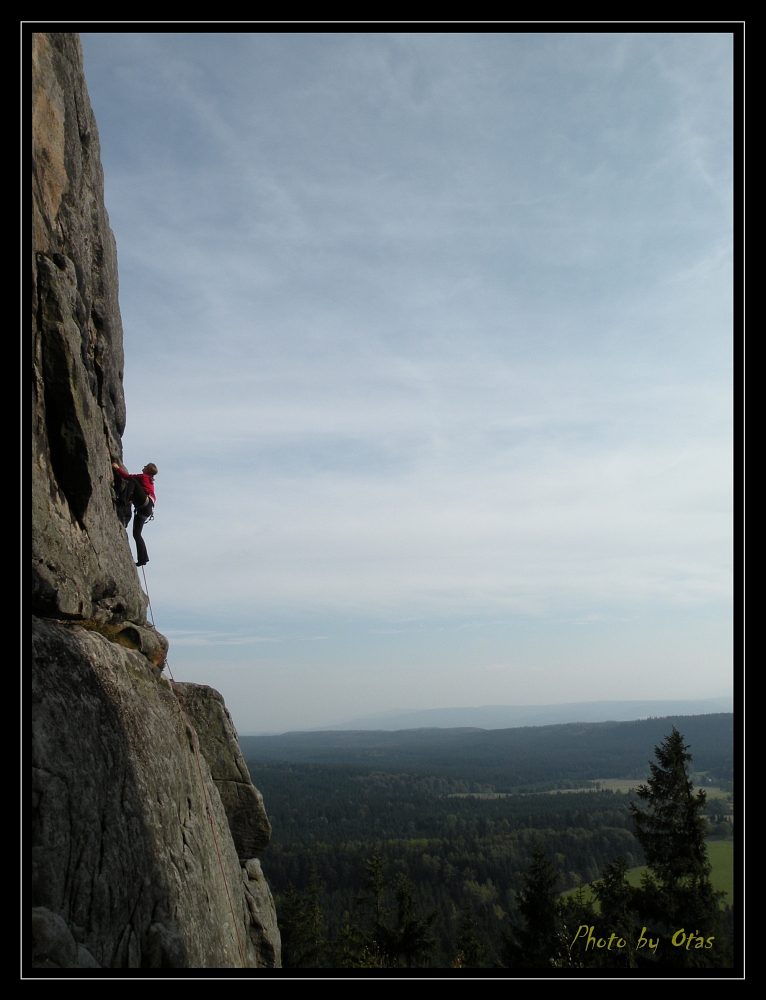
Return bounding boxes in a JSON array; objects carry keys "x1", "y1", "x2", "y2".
[
  {"x1": 163, "y1": 630, "x2": 282, "y2": 646},
  {"x1": 81, "y1": 31, "x2": 734, "y2": 731}
]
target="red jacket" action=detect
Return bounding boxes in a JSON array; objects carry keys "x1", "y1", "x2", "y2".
[{"x1": 115, "y1": 467, "x2": 156, "y2": 505}]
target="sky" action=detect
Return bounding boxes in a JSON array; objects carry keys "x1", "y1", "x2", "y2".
[{"x1": 79, "y1": 31, "x2": 734, "y2": 734}]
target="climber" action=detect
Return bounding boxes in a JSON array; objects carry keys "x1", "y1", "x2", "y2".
[{"x1": 112, "y1": 461, "x2": 158, "y2": 567}]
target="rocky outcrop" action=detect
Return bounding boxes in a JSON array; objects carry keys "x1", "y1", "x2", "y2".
[
  {"x1": 31, "y1": 32, "x2": 281, "y2": 969},
  {"x1": 75, "y1": 618, "x2": 170, "y2": 671},
  {"x1": 32, "y1": 618, "x2": 280, "y2": 968},
  {"x1": 242, "y1": 859, "x2": 282, "y2": 968},
  {"x1": 176, "y1": 684, "x2": 273, "y2": 860}
]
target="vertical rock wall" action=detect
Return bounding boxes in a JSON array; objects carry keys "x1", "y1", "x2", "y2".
[
  {"x1": 32, "y1": 32, "x2": 145, "y2": 623},
  {"x1": 31, "y1": 33, "x2": 280, "y2": 969}
]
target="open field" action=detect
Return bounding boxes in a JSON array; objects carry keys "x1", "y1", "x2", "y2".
[
  {"x1": 621, "y1": 840, "x2": 733, "y2": 902},
  {"x1": 444, "y1": 779, "x2": 733, "y2": 799},
  {"x1": 448, "y1": 781, "x2": 732, "y2": 801},
  {"x1": 448, "y1": 785, "x2": 605, "y2": 798},
  {"x1": 446, "y1": 792, "x2": 513, "y2": 798},
  {"x1": 593, "y1": 779, "x2": 641, "y2": 793},
  {"x1": 696, "y1": 786, "x2": 731, "y2": 800},
  {"x1": 591, "y1": 779, "x2": 730, "y2": 799},
  {"x1": 563, "y1": 839, "x2": 733, "y2": 907},
  {"x1": 705, "y1": 840, "x2": 735, "y2": 901}
]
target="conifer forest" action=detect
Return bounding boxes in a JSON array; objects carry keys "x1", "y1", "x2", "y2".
[{"x1": 245, "y1": 719, "x2": 735, "y2": 969}]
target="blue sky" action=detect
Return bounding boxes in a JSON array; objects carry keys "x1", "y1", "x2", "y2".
[{"x1": 79, "y1": 31, "x2": 734, "y2": 733}]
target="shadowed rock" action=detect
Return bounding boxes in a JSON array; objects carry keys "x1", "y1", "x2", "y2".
[
  {"x1": 33, "y1": 616, "x2": 281, "y2": 968},
  {"x1": 32, "y1": 907, "x2": 101, "y2": 969}
]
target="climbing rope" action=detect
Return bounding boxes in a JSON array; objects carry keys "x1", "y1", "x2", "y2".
[{"x1": 140, "y1": 565, "x2": 248, "y2": 969}]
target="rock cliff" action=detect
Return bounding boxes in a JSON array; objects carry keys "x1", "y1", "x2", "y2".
[{"x1": 31, "y1": 33, "x2": 280, "y2": 969}]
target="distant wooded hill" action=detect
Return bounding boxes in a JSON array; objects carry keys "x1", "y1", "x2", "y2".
[
  {"x1": 240, "y1": 714, "x2": 733, "y2": 791},
  {"x1": 314, "y1": 698, "x2": 733, "y2": 731}
]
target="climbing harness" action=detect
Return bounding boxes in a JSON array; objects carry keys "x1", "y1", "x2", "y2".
[
  {"x1": 140, "y1": 565, "x2": 247, "y2": 969},
  {"x1": 136, "y1": 497, "x2": 154, "y2": 522}
]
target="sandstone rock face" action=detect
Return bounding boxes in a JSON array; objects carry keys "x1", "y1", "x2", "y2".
[
  {"x1": 176, "y1": 684, "x2": 273, "y2": 860},
  {"x1": 32, "y1": 617, "x2": 281, "y2": 968},
  {"x1": 31, "y1": 32, "x2": 280, "y2": 969},
  {"x1": 32, "y1": 32, "x2": 146, "y2": 624}
]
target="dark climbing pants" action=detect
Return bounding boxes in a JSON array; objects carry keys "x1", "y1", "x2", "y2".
[{"x1": 132, "y1": 500, "x2": 153, "y2": 566}]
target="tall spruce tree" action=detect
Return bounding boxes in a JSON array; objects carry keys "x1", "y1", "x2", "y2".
[
  {"x1": 355, "y1": 851, "x2": 390, "y2": 966},
  {"x1": 631, "y1": 728, "x2": 709, "y2": 885},
  {"x1": 629, "y1": 727, "x2": 727, "y2": 967},
  {"x1": 590, "y1": 856, "x2": 639, "y2": 968},
  {"x1": 278, "y1": 871, "x2": 327, "y2": 967},
  {"x1": 355, "y1": 856, "x2": 437, "y2": 968},
  {"x1": 452, "y1": 904, "x2": 486, "y2": 968},
  {"x1": 331, "y1": 911, "x2": 383, "y2": 969},
  {"x1": 387, "y1": 873, "x2": 438, "y2": 968},
  {"x1": 503, "y1": 843, "x2": 569, "y2": 968},
  {"x1": 559, "y1": 877, "x2": 599, "y2": 968}
]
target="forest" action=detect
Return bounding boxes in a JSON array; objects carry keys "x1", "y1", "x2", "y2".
[
  {"x1": 244, "y1": 718, "x2": 735, "y2": 969},
  {"x1": 241, "y1": 713, "x2": 732, "y2": 789}
]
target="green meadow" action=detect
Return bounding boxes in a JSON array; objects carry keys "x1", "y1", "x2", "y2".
[
  {"x1": 591, "y1": 779, "x2": 730, "y2": 799},
  {"x1": 564, "y1": 839, "x2": 733, "y2": 907}
]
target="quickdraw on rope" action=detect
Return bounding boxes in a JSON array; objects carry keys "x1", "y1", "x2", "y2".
[{"x1": 140, "y1": 565, "x2": 247, "y2": 969}]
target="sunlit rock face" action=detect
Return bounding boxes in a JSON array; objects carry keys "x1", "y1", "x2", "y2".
[{"x1": 31, "y1": 33, "x2": 280, "y2": 969}]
